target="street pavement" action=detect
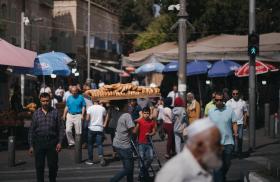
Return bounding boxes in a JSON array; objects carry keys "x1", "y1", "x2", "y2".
[{"x1": 0, "y1": 128, "x2": 279, "y2": 182}]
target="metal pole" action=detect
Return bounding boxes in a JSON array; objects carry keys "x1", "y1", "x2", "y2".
[
  {"x1": 178, "y1": 0, "x2": 188, "y2": 100},
  {"x1": 74, "y1": 134, "x2": 82, "y2": 163},
  {"x1": 20, "y1": 0, "x2": 25, "y2": 106},
  {"x1": 87, "y1": 0, "x2": 91, "y2": 81},
  {"x1": 249, "y1": 0, "x2": 256, "y2": 149},
  {"x1": 264, "y1": 103, "x2": 270, "y2": 136},
  {"x1": 8, "y1": 136, "x2": 15, "y2": 167}
]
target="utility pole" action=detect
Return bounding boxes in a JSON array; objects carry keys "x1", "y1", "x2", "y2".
[
  {"x1": 249, "y1": 0, "x2": 256, "y2": 149},
  {"x1": 20, "y1": 0, "x2": 25, "y2": 106},
  {"x1": 87, "y1": 0, "x2": 91, "y2": 81},
  {"x1": 178, "y1": 0, "x2": 188, "y2": 100}
]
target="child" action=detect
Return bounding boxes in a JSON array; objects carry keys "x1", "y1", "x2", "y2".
[{"x1": 134, "y1": 106, "x2": 157, "y2": 179}]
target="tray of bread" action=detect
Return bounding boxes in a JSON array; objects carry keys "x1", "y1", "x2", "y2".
[{"x1": 85, "y1": 83, "x2": 161, "y2": 101}]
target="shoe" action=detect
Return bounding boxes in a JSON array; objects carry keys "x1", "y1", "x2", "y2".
[
  {"x1": 85, "y1": 160, "x2": 94, "y2": 165},
  {"x1": 164, "y1": 154, "x2": 170, "y2": 159},
  {"x1": 100, "y1": 158, "x2": 106, "y2": 167}
]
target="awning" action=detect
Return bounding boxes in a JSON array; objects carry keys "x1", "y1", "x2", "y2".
[
  {"x1": 90, "y1": 59, "x2": 119, "y2": 65},
  {"x1": 100, "y1": 65, "x2": 122, "y2": 73},
  {"x1": 90, "y1": 66, "x2": 108, "y2": 73},
  {"x1": 0, "y1": 38, "x2": 37, "y2": 68}
]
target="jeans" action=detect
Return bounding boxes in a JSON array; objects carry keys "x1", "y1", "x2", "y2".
[
  {"x1": 214, "y1": 144, "x2": 234, "y2": 182},
  {"x1": 87, "y1": 130, "x2": 104, "y2": 160},
  {"x1": 174, "y1": 133, "x2": 184, "y2": 154},
  {"x1": 138, "y1": 144, "x2": 154, "y2": 177},
  {"x1": 110, "y1": 147, "x2": 134, "y2": 182},
  {"x1": 82, "y1": 120, "x2": 89, "y2": 144},
  {"x1": 235, "y1": 124, "x2": 243, "y2": 154},
  {"x1": 33, "y1": 138, "x2": 58, "y2": 182},
  {"x1": 105, "y1": 127, "x2": 116, "y2": 152}
]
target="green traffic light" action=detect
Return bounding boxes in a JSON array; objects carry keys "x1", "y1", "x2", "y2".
[{"x1": 250, "y1": 47, "x2": 256, "y2": 55}]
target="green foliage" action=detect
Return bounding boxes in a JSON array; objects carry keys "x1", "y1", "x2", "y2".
[{"x1": 134, "y1": 14, "x2": 176, "y2": 50}]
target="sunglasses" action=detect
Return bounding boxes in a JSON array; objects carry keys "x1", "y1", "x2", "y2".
[
  {"x1": 232, "y1": 93, "x2": 239, "y2": 95},
  {"x1": 215, "y1": 99, "x2": 223, "y2": 102}
]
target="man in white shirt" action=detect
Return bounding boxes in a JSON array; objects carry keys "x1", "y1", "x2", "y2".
[
  {"x1": 39, "y1": 84, "x2": 52, "y2": 95},
  {"x1": 62, "y1": 85, "x2": 72, "y2": 102},
  {"x1": 226, "y1": 88, "x2": 248, "y2": 156},
  {"x1": 85, "y1": 101, "x2": 106, "y2": 166},
  {"x1": 156, "y1": 118, "x2": 222, "y2": 182},
  {"x1": 167, "y1": 85, "x2": 179, "y2": 107}
]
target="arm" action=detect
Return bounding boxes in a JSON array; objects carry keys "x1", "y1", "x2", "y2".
[
  {"x1": 104, "y1": 112, "x2": 110, "y2": 127},
  {"x1": 81, "y1": 106, "x2": 86, "y2": 120},
  {"x1": 133, "y1": 123, "x2": 139, "y2": 134},
  {"x1": 86, "y1": 114, "x2": 90, "y2": 122},
  {"x1": 57, "y1": 111, "x2": 65, "y2": 152},
  {"x1": 232, "y1": 122, "x2": 238, "y2": 136},
  {"x1": 62, "y1": 106, "x2": 68, "y2": 121},
  {"x1": 195, "y1": 101, "x2": 201, "y2": 119},
  {"x1": 147, "y1": 122, "x2": 157, "y2": 136},
  {"x1": 28, "y1": 113, "x2": 36, "y2": 156}
]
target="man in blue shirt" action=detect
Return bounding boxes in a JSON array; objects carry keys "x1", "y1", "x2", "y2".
[
  {"x1": 208, "y1": 92, "x2": 238, "y2": 182},
  {"x1": 63, "y1": 85, "x2": 86, "y2": 147}
]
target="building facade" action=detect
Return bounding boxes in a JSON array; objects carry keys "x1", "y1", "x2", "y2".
[{"x1": 53, "y1": 0, "x2": 121, "y2": 83}]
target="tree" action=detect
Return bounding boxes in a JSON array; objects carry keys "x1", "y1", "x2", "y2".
[{"x1": 134, "y1": 14, "x2": 176, "y2": 51}]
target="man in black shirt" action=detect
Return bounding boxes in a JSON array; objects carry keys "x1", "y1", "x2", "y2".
[{"x1": 28, "y1": 93, "x2": 65, "y2": 182}]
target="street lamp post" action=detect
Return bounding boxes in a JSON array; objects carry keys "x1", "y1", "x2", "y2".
[
  {"x1": 87, "y1": 0, "x2": 91, "y2": 81},
  {"x1": 178, "y1": 0, "x2": 188, "y2": 100},
  {"x1": 20, "y1": 0, "x2": 25, "y2": 106},
  {"x1": 249, "y1": 0, "x2": 256, "y2": 149}
]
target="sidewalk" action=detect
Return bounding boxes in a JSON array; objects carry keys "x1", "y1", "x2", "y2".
[{"x1": 227, "y1": 128, "x2": 280, "y2": 181}]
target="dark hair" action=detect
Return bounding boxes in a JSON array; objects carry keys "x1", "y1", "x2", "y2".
[
  {"x1": 215, "y1": 91, "x2": 223, "y2": 97},
  {"x1": 164, "y1": 97, "x2": 173, "y2": 108},
  {"x1": 142, "y1": 106, "x2": 150, "y2": 113},
  {"x1": 39, "y1": 92, "x2": 50, "y2": 99},
  {"x1": 113, "y1": 100, "x2": 128, "y2": 110}
]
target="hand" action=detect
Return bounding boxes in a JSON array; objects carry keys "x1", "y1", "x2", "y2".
[
  {"x1": 81, "y1": 115, "x2": 85, "y2": 121},
  {"x1": 28, "y1": 147, "x2": 33, "y2": 156},
  {"x1": 56, "y1": 144, "x2": 62, "y2": 153},
  {"x1": 145, "y1": 132, "x2": 151, "y2": 136},
  {"x1": 62, "y1": 115, "x2": 66, "y2": 121}
]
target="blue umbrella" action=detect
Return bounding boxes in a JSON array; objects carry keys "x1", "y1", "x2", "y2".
[
  {"x1": 162, "y1": 61, "x2": 178, "y2": 72},
  {"x1": 187, "y1": 60, "x2": 212, "y2": 76},
  {"x1": 135, "y1": 61, "x2": 165, "y2": 74},
  {"x1": 14, "y1": 57, "x2": 71, "y2": 76},
  {"x1": 38, "y1": 51, "x2": 73, "y2": 64},
  {"x1": 208, "y1": 60, "x2": 241, "y2": 77}
]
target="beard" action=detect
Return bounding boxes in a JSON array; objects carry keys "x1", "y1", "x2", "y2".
[{"x1": 202, "y1": 151, "x2": 222, "y2": 171}]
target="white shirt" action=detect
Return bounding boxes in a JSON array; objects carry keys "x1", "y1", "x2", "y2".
[
  {"x1": 155, "y1": 147, "x2": 212, "y2": 182},
  {"x1": 163, "y1": 107, "x2": 172, "y2": 124},
  {"x1": 55, "y1": 88, "x2": 64, "y2": 97},
  {"x1": 98, "y1": 82, "x2": 105, "y2": 88},
  {"x1": 87, "y1": 104, "x2": 106, "y2": 132},
  {"x1": 63, "y1": 91, "x2": 72, "y2": 102},
  {"x1": 167, "y1": 91, "x2": 179, "y2": 106},
  {"x1": 131, "y1": 80, "x2": 139, "y2": 86},
  {"x1": 226, "y1": 98, "x2": 247, "y2": 125},
  {"x1": 51, "y1": 98, "x2": 58, "y2": 109},
  {"x1": 40, "y1": 87, "x2": 51, "y2": 94}
]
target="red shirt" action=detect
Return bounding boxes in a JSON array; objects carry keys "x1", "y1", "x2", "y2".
[{"x1": 137, "y1": 118, "x2": 156, "y2": 144}]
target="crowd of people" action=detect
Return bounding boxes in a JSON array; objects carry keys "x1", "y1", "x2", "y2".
[{"x1": 26, "y1": 81, "x2": 248, "y2": 182}]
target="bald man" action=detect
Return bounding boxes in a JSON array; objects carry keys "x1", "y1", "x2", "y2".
[
  {"x1": 155, "y1": 118, "x2": 222, "y2": 182},
  {"x1": 63, "y1": 86, "x2": 86, "y2": 147}
]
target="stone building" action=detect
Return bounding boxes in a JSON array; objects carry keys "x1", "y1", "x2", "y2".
[{"x1": 53, "y1": 0, "x2": 121, "y2": 83}]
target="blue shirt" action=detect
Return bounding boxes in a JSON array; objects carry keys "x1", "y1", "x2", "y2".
[
  {"x1": 66, "y1": 95, "x2": 86, "y2": 114},
  {"x1": 208, "y1": 106, "x2": 237, "y2": 145}
]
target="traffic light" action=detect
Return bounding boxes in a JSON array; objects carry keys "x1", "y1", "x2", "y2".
[{"x1": 248, "y1": 32, "x2": 259, "y2": 57}]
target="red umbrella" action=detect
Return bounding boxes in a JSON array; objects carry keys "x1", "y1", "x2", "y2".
[
  {"x1": 235, "y1": 60, "x2": 279, "y2": 77},
  {"x1": 0, "y1": 38, "x2": 36, "y2": 68}
]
